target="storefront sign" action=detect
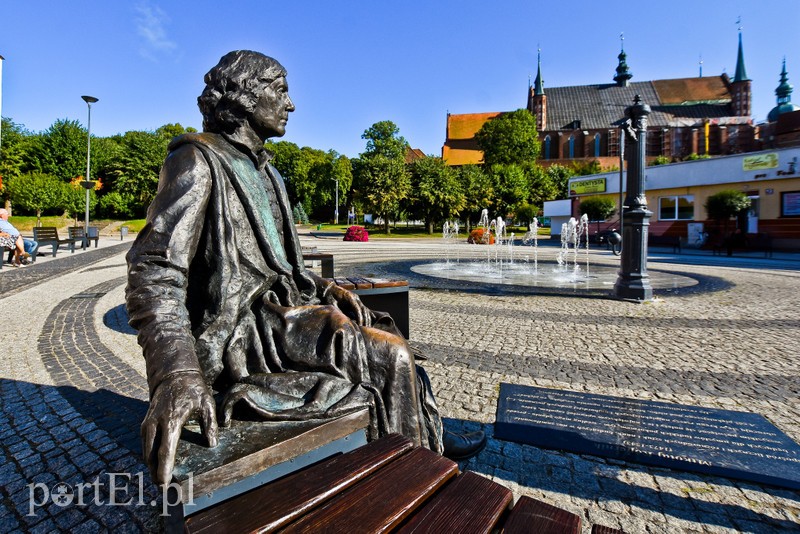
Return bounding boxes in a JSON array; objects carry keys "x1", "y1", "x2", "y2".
[
  {"x1": 570, "y1": 178, "x2": 606, "y2": 195},
  {"x1": 743, "y1": 153, "x2": 778, "y2": 171}
]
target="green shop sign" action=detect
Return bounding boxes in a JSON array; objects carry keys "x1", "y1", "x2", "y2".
[{"x1": 570, "y1": 178, "x2": 607, "y2": 195}]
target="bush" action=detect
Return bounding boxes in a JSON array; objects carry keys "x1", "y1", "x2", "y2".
[
  {"x1": 343, "y1": 225, "x2": 369, "y2": 242},
  {"x1": 97, "y1": 192, "x2": 137, "y2": 219},
  {"x1": 467, "y1": 228, "x2": 495, "y2": 244}
]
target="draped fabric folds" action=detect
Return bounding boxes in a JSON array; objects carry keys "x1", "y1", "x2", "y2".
[{"x1": 126, "y1": 133, "x2": 443, "y2": 453}]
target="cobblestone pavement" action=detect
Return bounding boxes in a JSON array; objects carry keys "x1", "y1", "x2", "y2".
[{"x1": 0, "y1": 236, "x2": 798, "y2": 533}]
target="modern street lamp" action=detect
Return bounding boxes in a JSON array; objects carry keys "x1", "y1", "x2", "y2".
[
  {"x1": 81, "y1": 95, "x2": 99, "y2": 244},
  {"x1": 333, "y1": 177, "x2": 339, "y2": 225}
]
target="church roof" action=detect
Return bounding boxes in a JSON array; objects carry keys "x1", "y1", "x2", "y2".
[{"x1": 543, "y1": 76, "x2": 735, "y2": 130}]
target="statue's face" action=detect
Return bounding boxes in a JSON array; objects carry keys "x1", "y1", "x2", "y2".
[{"x1": 249, "y1": 76, "x2": 295, "y2": 140}]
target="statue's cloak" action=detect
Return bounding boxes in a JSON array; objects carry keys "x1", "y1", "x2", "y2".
[{"x1": 126, "y1": 133, "x2": 442, "y2": 450}]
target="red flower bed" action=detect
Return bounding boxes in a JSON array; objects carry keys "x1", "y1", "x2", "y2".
[
  {"x1": 343, "y1": 225, "x2": 369, "y2": 242},
  {"x1": 467, "y1": 228, "x2": 494, "y2": 244}
]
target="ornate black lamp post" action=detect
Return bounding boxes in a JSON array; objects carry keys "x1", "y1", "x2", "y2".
[
  {"x1": 81, "y1": 95, "x2": 99, "y2": 243},
  {"x1": 614, "y1": 95, "x2": 653, "y2": 301}
]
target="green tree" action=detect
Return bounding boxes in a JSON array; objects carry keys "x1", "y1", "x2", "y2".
[
  {"x1": 104, "y1": 130, "x2": 167, "y2": 216},
  {"x1": 704, "y1": 189, "x2": 750, "y2": 236},
  {"x1": 28, "y1": 119, "x2": 89, "y2": 181},
  {"x1": 579, "y1": 196, "x2": 617, "y2": 233},
  {"x1": 156, "y1": 123, "x2": 197, "y2": 142},
  {"x1": 524, "y1": 164, "x2": 560, "y2": 209},
  {"x1": 546, "y1": 164, "x2": 576, "y2": 198},
  {"x1": 570, "y1": 159, "x2": 603, "y2": 176},
  {"x1": 459, "y1": 165, "x2": 493, "y2": 230},
  {"x1": 5, "y1": 172, "x2": 64, "y2": 224},
  {"x1": 354, "y1": 155, "x2": 410, "y2": 234},
  {"x1": 361, "y1": 120, "x2": 407, "y2": 160},
  {"x1": 475, "y1": 109, "x2": 540, "y2": 167},
  {"x1": 0, "y1": 118, "x2": 34, "y2": 183},
  {"x1": 61, "y1": 181, "x2": 98, "y2": 225},
  {"x1": 488, "y1": 163, "x2": 528, "y2": 217},
  {"x1": 407, "y1": 156, "x2": 465, "y2": 234},
  {"x1": 355, "y1": 121, "x2": 411, "y2": 233}
]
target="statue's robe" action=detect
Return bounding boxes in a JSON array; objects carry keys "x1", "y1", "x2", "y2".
[{"x1": 126, "y1": 132, "x2": 443, "y2": 452}]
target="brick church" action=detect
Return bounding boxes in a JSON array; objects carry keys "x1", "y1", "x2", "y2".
[{"x1": 442, "y1": 33, "x2": 763, "y2": 167}]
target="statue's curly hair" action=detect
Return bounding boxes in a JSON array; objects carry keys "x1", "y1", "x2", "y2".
[{"x1": 197, "y1": 50, "x2": 286, "y2": 133}]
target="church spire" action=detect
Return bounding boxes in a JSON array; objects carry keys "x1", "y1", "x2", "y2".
[
  {"x1": 533, "y1": 48, "x2": 545, "y2": 96},
  {"x1": 733, "y1": 21, "x2": 750, "y2": 82},
  {"x1": 767, "y1": 57, "x2": 799, "y2": 122},
  {"x1": 613, "y1": 33, "x2": 632, "y2": 87},
  {"x1": 776, "y1": 58, "x2": 793, "y2": 104}
]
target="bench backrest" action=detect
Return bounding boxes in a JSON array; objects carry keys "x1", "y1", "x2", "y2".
[
  {"x1": 33, "y1": 227, "x2": 61, "y2": 241},
  {"x1": 68, "y1": 227, "x2": 86, "y2": 239}
]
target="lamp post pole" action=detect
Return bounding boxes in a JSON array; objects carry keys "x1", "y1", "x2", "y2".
[
  {"x1": 81, "y1": 95, "x2": 99, "y2": 242},
  {"x1": 333, "y1": 178, "x2": 339, "y2": 225}
]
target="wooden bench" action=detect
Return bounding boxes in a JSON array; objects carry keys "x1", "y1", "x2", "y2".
[
  {"x1": 648, "y1": 234, "x2": 681, "y2": 253},
  {"x1": 303, "y1": 252, "x2": 334, "y2": 277},
  {"x1": 68, "y1": 226, "x2": 100, "y2": 249},
  {"x1": 33, "y1": 227, "x2": 77, "y2": 256},
  {"x1": 183, "y1": 433, "x2": 601, "y2": 534},
  {"x1": 330, "y1": 277, "x2": 410, "y2": 339}
]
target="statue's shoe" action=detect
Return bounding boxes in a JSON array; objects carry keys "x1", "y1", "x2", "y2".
[{"x1": 442, "y1": 429, "x2": 487, "y2": 461}]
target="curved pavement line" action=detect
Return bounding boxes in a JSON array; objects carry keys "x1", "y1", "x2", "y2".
[{"x1": 0, "y1": 242, "x2": 133, "y2": 299}]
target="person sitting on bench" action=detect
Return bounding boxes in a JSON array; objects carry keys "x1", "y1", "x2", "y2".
[
  {"x1": 126, "y1": 50, "x2": 485, "y2": 485},
  {"x1": 0, "y1": 209, "x2": 34, "y2": 266}
]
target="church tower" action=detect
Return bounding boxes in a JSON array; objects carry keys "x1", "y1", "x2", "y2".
[
  {"x1": 527, "y1": 49, "x2": 547, "y2": 130},
  {"x1": 613, "y1": 35, "x2": 633, "y2": 87},
  {"x1": 767, "y1": 58, "x2": 799, "y2": 122},
  {"x1": 730, "y1": 29, "x2": 752, "y2": 117}
]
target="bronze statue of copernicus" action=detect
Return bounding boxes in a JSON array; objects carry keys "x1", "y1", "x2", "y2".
[{"x1": 126, "y1": 50, "x2": 485, "y2": 485}]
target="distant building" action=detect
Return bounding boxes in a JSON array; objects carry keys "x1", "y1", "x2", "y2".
[
  {"x1": 443, "y1": 33, "x2": 760, "y2": 167},
  {"x1": 559, "y1": 146, "x2": 800, "y2": 249}
]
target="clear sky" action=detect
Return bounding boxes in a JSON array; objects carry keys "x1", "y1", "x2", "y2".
[{"x1": 1, "y1": 1, "x2": 798, "y2": 158}]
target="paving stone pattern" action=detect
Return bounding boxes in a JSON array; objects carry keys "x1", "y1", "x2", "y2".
[{"x1": 0, "y1": 237, "x2": 798, "y2": 533}]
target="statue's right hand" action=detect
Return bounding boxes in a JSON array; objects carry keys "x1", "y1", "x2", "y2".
[{"x1": 141, "y1": 371, "x2": 218, "y2": 485}]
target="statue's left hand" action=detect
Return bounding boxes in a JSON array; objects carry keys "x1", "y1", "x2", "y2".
[
  {"x1": 141, "y1": 371, "x2": 218, "y2": 485},
  {"x1": 325, "y1": 284, "x2": 371, "y2": 327}
]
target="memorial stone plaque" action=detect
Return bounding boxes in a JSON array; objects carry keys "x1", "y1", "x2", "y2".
[{"x1": 495, "y1": 383, "x2": 800, "y2": 490}]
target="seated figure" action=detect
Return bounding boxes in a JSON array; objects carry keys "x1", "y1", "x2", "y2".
[
  {"x1": 126, "y1": 50, "x2": 485, "y2": 485},
  {"x1": 0, "y1": 209, "x2": 34, "y2": 266}
]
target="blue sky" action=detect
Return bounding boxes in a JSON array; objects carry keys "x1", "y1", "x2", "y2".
[{"x1": 1, "y1": 1, "x2": 798, "y2": 158}]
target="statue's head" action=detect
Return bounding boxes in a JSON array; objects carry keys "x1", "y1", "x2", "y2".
[{"x1": 198, "y1": 50, "x2": 288, "y2": 135}]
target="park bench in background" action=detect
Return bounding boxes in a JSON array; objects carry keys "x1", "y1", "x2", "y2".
[
  {"x1": 648, "y1": 233, "x2": 682, "y2": 254},
  {"x1": 33, "y1": 227, "x2": 77, "y2": 256},
  {"x1": 303, "y1": 252, "x2": 334, "y2": 277},
  {"x1": 67, "y1": 226, "x2": 100, "y2": 249}
]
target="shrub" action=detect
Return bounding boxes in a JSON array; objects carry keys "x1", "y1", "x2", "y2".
[
  {"x1": 343, "y1": 225, "x2": 369, "y2": 242},
  {"x1": 467, "y1": 228, "x2": 495, "y2": 244},
  {"x1": 292, "y1": 204, "x2": 310, "y2": 224}
]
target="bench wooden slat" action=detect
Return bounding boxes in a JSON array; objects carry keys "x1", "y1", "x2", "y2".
[
  {"x1": 280, "y1": 446, "x2": 459, "y2": 533},
  {"x1": 333, "y1": 277, "x2": 356, "y2": 290},
  {"x1": 369, "y1": 278, "x2": 409, "y2": 289},
  {"x1": 346, "y1": 276, "x2": 374, "y2": 290},
  {"x1": 184, "y1": 433, "x2": 415, "y2": 534},
  {"x1": 396, "y1": 471, "x2": 512, "y2": 534},
  {"x1": 501, "y1": 495, "x2": 581, "y2": 534}
]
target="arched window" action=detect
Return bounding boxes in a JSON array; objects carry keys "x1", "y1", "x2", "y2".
[
  {"x1": 594, "y1": 134, "x2": 601, "y2": 157},
  {"x1": 568, "y1": 135, "x2": 575, "y2": 159},
  {"x1": 544, "y1": 135, "x2": 551, "y2": 159}
]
